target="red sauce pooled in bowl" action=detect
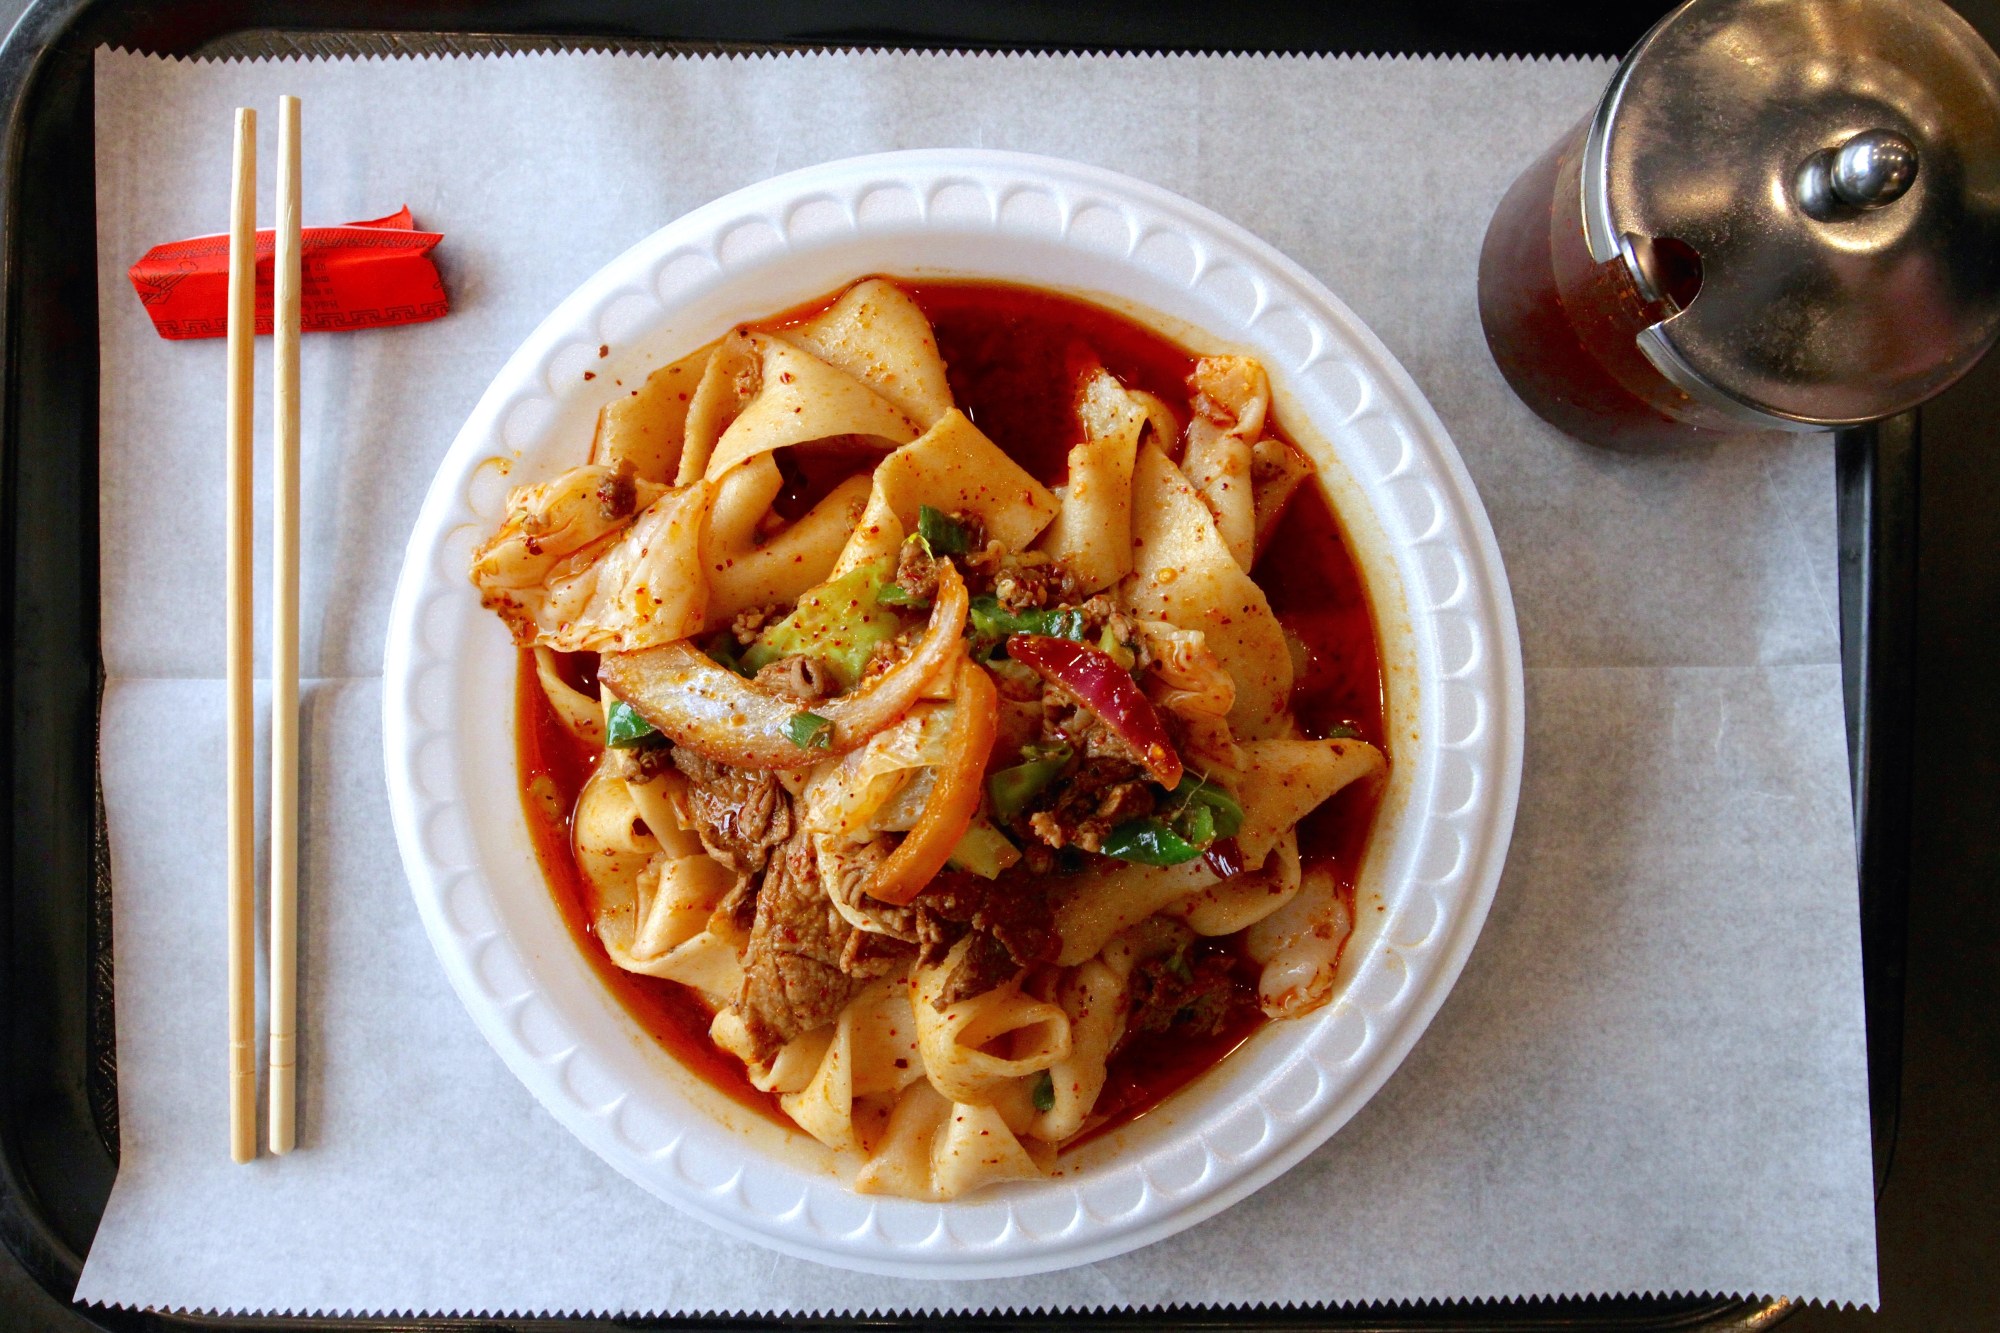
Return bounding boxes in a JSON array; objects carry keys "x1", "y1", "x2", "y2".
[{"x1": 515, "y1": 280, "x2": 1387, "y2": 1148}]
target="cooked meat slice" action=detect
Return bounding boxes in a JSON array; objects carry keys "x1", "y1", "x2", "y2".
[
  {"x1": 598, "y1": 742, "x2": 673, "y2": 783},
  {"x1": 738, "y1": 830, "x2": 868, "y2": 1060},
  {"x1": 918, "y1": 872, "x2": 1058, "y2": 968},
  {"x1": 840, "y1": 926, "x2": 916, "y2": 980},
  {"x1": 670, "y1": 748, "x2": 792, "y2": 874},
  {"x1": 816, "y1": 836, "x2": 921, "y2": 942},
  {"x1": 893, "y1": 537, "x2": 941, "y2": 606},
  {"x1": 934, "y1": 931, "x2": 1019, "y2": 1008},
  {"x1": 706, "y1": 873, "x2": 760, "y2": 950},
  {"x1": 1015, "y1": 754, "x2": 1155, "y2": 854},
  {"x1": 1121, "y1": 942, "x2": 1256, "y2": 1043},
  {"x1": 915, "y1": 908, "x2": 969, "y2": 969},
  {"x1": 751, "y1": 653, "x2": 834, "y2": 702},
  {"x1": 913, "y1": 870, "x2": 1059, "y2": 1008}
]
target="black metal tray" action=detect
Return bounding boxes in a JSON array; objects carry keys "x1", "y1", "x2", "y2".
[{"x1": 0, "y1": 1, "x2": 1914, "y2": 1328}]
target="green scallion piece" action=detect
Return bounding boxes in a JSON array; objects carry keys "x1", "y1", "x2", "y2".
[
  {"x1": 967, "y1": 595, "x2": 1090, "y2": 651},
  {"x1": 917, "y1": 504, "x2": 974, "y2": 556},
  {"x1": 1031, "y1": 1071, "x2": 1056, "y2": 1113},
  {"x1": 874, "y1": 580, "x2": 930, "y2": 609},
  {"x1": 784, "y1": 711, "x2": 834, "y2": 750}
]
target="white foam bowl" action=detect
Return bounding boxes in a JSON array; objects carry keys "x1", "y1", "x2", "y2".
[{"x1": 383, "y1": 149, "x2": 1523, "y2": 1278}]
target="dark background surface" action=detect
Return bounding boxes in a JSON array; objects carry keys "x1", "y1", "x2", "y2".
[{"x1": 1, "y1": 0, "x2": 1995, "y2": 1327}]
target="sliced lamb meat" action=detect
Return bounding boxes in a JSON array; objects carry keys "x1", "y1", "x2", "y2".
[
  {"x1": 738, "y1": 830, "x2": 869, "y2": 1060},
  {"x1": 816, "y1": 835, "x2": 922, "y2": 942},
  {"x1": 751, "y1": 653, "x2": 835, "y2": 702},
  {"x1": 670, "y1": 747, "x2": 792, "y2": 874},
  {"x1": 933, "y1": 931, "x2": 1020, "y2": 1008},
  {"x1": 840, "y1": 926, "x2": 917, "y2": 980},
  {"x1": 598, "y1": 741, "x2": 673, "y2": 784},
  {"x1": 913, "y1": 871, "x2": 1060, "y2": 1009},
  {"x1": 1121, "y1": 942, "x2": 1256, "y2": 1043},
  {"x1": 918, "y1": 873, "x2": 1058, "y2": 967},
  {"x1": 706, "y1": 873, "x2": 760, "y2": 950},
  {"x1": 915, "y1": 908, "x2": 967, "y2": 967},
  {"x1": 1016, "y1": 753, "x2": 1155, "y2": 854}
]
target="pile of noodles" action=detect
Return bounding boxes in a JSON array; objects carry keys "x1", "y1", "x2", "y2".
[{"x1": 472, "y1": 280, "x2": 1383, "y2": 1200}]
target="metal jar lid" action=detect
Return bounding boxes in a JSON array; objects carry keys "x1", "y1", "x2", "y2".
[{"x1": 1583, "y1": 0, "x2": 2000, "y2": 427}]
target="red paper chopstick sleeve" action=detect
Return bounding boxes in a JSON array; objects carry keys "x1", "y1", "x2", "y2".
[{"x1": 128, "y1": 206, "x2": 448, "y2": 340}]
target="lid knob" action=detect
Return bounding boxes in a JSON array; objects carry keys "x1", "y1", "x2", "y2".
[
  {"x1": 1797, "y1": 129, "x2": 1920, "y2": 220},
  {"x1": 1584, "y1": 0, "x2": 2000, "y2": 426},
  {"x1": 1831, "y1": 130, "x2": 1919, "y2": 207}
]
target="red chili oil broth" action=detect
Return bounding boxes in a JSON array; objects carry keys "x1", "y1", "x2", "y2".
[
  {"x1": 1066, "y1": 936, "x2": 1268, "y2": 1152},
  {"x1": 904, "y1": 280, "x2": 1200, "y2": 485},
  {"x1": 514, "y1": 278, "x2": 1388, "y2": 1151},
  {"x1": 515, "y1": 653, "x2": 790, "y2": 1127}
]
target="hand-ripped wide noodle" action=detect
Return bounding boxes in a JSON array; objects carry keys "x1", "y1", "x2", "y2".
[{"x1": 488, "y1": 277, "x2": 1389, "y2": 1201}]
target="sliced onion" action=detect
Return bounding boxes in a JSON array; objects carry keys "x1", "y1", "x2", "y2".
[{"x1": 598, "y1": 562, "x2": 969, "y2": 770}]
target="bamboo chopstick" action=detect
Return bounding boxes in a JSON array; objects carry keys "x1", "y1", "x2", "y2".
[
  {"x1": 224, "y1": 106, "x2": 258, "y2": 1165},
  {"x1": 268, "y1": 93, "x2": 303, "y2": 1156}
]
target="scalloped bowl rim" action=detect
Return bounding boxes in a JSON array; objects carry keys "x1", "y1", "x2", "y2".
[{"x1": 382, "y1": 149, "x2": 1524, "y2": 1278}]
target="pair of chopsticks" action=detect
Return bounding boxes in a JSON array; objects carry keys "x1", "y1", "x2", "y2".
[{"x1": 225, "y1": 96, "x2": 303, "y2": 1163}]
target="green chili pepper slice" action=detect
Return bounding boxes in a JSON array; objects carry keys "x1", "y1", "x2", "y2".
[
  {"x1": 1100, "y1": 817, "x2": 1205, "y2": 866},
  {"x1": 986, "y1": 743, "x2": 1073, "y2": 821},
  {"x1": 967, "y1": 596, "x2": 1089, "y2": 653},
  {"x1": 1166, "y1": 773, "x2": 1244, "y2": 842},
  {"x1": 741, "y1": 559, "x2": 904, "y2": 690},
  {"x1": 605, "y1": 699, "x2": 659, "y2": 749}
]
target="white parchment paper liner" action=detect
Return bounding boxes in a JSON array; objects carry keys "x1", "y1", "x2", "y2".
[{"x1": 80, "y1": 47, "x2": 1877, "y2": 1315}]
